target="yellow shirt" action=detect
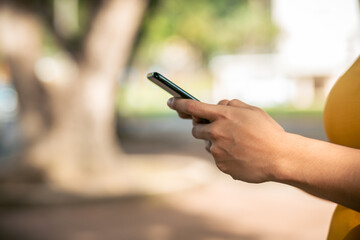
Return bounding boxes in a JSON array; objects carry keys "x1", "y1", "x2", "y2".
[{"x1": 323, "y1": 56, "x2": 360, "y2": 239}]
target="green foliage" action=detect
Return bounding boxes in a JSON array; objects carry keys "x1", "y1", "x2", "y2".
[{"x1": 136, "y1": 0, "x2": 277, "y2": 64}]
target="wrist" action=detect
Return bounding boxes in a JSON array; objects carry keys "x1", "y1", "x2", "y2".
[{"x1": 270, "y1": 132, "x2": 306, "y2": 185}]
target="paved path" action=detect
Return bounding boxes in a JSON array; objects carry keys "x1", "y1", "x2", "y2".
[{"x1": 0, "y1": 114, "x2": 335, "y2": 240}]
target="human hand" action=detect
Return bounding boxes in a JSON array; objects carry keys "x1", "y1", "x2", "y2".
[{"x1": 167, "y1": 97, "x2": 288, "y2": 183}]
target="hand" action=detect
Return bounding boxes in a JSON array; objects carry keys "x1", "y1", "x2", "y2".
[
  {"x1": 167, "y1": 97, "x2": 288, "y2": 183},
  {"x1": 204, "y1": 99, "x2": 229, "y2": 153},
  {"x1": 168, "y1": 98, "x2": 360, "y2": 211}
]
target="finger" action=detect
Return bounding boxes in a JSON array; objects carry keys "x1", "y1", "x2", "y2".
[
  {"x1": 205, "y1": 140, "x2": 211, "y2": 153},
  {"x1": 227, "y1": 99, "x2": 250, "y2": 107},
  {"x1": 178, "y1": 111, "x2": 192, "y2": 119},
  {"x1": 168, "y1": 98, "x2": 192, "y2": 119},
  {"x1": 192, "y1": 123, "x2": 212, "y2": 140},
  {"x1": 168, "y1": 98, "x2": 223, "y2": 122},
  {"x1": 218, "y1": 99, "x2": 229, "y2": 105}
]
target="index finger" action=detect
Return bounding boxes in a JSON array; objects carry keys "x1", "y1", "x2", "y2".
[{"x1": 168, "y1": 98, "x2": 224, "y2": 122}]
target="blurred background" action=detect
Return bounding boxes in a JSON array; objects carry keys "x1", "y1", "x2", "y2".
[{"x1": 0, "y1": 0, "x2": 359, "y2": 239}]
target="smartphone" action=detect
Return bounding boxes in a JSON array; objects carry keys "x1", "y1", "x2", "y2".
[{"x1": 147, "y1": 72, "x2": 199, "y2": 101}]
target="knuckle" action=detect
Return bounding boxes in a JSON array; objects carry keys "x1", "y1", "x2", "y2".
[
  {"x1": 210, "y1": 145, "x2": 222, "y2": 156},
  {"x1": 215, "y1": 161, "x2": 228, "y2": 173},
  {"x1": 208, "y1": 125, "x2": 221, "y2": 139},
  {"x1": 218, "y1": 99, "x2": 229, "y2": 105},
  {"x1": 228, "y1": 99, "x2": 239, "y2": 106},
  {"x1": 228, "y1": 99, "x2": 243, "y2": 107}
]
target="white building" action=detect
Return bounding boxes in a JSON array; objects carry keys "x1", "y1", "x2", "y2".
[{"x1": 210, "y1": 0, "x2": 360, "y2": 108}]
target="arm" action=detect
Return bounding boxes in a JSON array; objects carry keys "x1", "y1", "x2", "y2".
[
  {"x1": 278, "y1": 133, "x2": 360, "y2": 212},
  {"x1": 167, "y1": 97, "x2": 360, "y2": 212}
]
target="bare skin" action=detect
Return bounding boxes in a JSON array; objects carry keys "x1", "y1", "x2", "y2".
[{"x1": 167, "y1": 97, "x2": 360, "y2": 212}]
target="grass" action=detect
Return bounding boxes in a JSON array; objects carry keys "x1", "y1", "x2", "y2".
[{"x1": 265, "y1": 107, "x2": 323, "y2": 118}]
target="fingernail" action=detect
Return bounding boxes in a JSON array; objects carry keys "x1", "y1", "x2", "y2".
[{"x1": 167, "y1": 98, "x2": 174, "y2": 108}]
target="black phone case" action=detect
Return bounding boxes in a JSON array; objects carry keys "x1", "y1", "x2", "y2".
[{"x1": 147, "y1": 72, "x2": 199, "y2": 101}]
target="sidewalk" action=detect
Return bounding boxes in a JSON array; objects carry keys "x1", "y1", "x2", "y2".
[{"x1": 0, "y1": 114, "x2": 335, "y2": 240}]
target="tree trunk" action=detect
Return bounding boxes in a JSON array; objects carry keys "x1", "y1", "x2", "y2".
[
  {"x1": 0, "y1": 0, "x2": 149, "y2": 194},
  {"x1": 0, "y1": 5, "x2": 52, "y2": 144}
]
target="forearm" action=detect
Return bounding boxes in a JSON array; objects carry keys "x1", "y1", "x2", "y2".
[{"x1": 276, "y1": 133, "x2": 360, "y2": 212}]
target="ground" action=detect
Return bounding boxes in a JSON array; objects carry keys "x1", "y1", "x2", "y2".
[{"x1": 0, "y1": 114, "x2": 335, "y2": 240}]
